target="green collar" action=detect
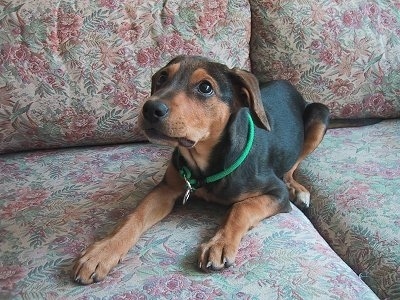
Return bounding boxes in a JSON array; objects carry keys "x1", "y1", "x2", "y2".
[{"x1": 178, "y1": 112, "x2": 255, "y2": 195}]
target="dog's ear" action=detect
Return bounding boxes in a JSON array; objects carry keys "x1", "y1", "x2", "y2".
[{"x1": 230, "y1": 68, "x2": 271, "y2": 131}]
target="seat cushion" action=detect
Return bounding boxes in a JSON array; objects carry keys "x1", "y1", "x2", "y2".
[
  {"x1": 298, "y1": 119, "x2": 400, "y2": 299},
  {"x1": 0, "y1": 143, "x2": 377, "y2": 298}
]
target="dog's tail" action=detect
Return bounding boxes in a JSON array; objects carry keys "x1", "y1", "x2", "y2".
[{"x1": 328, "y1": 118, "x2": 382, "y2": 129}]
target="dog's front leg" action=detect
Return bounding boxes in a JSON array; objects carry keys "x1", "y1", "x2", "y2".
[
  {"x1": 73, "y1": 164, "x2": 183, "y2": 284},
  {"x1": 198, "y1": 194, "x2": 287, "y2": 271}
]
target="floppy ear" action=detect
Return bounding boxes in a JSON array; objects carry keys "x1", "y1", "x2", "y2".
[{"x1": 231, "y1": 68, "x2": 271, "y2": 131}]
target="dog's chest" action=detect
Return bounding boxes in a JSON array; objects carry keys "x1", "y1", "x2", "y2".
[
  {"x1": 193, "y1": 186, "x2": 262, "y2": 205},
  {"x1": 194, "y1": 188, "x2": 221, "y2": 204}
]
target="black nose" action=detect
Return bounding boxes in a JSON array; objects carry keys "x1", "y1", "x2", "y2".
[{"x1": 142, "y1": 100, "x2": 169, "y2": 123}]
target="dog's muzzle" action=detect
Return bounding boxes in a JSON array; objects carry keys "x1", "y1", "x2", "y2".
[{"x1": 141, "y1": 100, "x2": 196, "y2": 148}]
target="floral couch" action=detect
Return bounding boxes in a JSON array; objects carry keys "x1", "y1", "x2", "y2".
[{"x1": 0, "y1": 0, "x2": 399, "y2": 299}]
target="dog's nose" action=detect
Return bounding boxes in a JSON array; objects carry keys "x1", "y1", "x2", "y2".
[{"x1": 142, "y1": 100, "x2": 169, "y2": 123}]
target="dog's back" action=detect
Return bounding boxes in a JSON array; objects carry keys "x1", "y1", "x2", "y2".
[
  {"x1": 260, "y1": 80, "x2": 307, "y2": 175},
  {"x1": 201, "y1": 81, "x2": 307, "y2": 205}
]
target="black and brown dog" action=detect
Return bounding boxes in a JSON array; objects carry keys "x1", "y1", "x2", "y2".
[{"x1": 73, "y1": 55, "x2": 330, "y2": 284}]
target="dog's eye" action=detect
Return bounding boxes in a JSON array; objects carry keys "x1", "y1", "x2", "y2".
[
  {"x1": 197, "y1": 81, "x2": 214, "y2": 95},
  {"x1": 156, "y1": 71, "x2": 168, "y2": 87}
]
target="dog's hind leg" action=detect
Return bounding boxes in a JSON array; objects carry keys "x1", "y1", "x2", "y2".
[{"x1": 284, "y1": 103, "x2": 330, "y2": 209}]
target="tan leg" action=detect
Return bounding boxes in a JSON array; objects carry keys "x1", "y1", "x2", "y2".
[
  {"x1": 198, "y1": 194, "x2": 285, "y2": 271},
  {"x1": 284, "y1": 121, "x2": 327, "y2": 208},
  {"x1": 73, "y1": 164, "x2": 183, "y2": 284}
]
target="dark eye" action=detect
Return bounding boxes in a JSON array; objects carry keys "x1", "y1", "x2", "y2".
[
  {"x1": 156, "y1": 71, "x2": 168, "y2": 86},
  {"x1": 197, "y1": 81, "x2": 214, "y2": 95}
]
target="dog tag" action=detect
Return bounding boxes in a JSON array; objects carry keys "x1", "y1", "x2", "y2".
[
  {"x1": 182, "y1": 176, "x2": 193, "y2": 205},
  {"x1": 183, "y1": 188, "x2": 191, "y2": 205}
]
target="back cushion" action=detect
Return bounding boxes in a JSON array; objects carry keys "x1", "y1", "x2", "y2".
[
  {"x1": 250, "y1": 0, "x2": 400, "y2": 119},
  {"x1": 0, "y1": 0, "x2": 251, "y2": 153}
]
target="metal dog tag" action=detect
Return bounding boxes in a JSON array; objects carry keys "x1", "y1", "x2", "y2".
[
  {"x1": 183, "y1": 188, "x2": 191, "y2": 205},
  {"x1": 182, "y1": 176, "x2": 193, "y2": 205}
]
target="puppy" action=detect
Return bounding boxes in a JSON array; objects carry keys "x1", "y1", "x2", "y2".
[{"x1": 73, "y1": 55, "x2": 329, "y2": 284}]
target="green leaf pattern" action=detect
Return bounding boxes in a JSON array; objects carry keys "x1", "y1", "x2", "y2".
[
  {"x1": 250, "y1": 0, "x2": 400, "y2": 118},
  {"x1": 0, "y1": 140, "x2": 385, "y2": 298},
  {"x1": 0, "y1": 0, "x2": 251, "y2": 153}
]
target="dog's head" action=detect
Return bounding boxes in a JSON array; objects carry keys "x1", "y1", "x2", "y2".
[{"x1": 139, "y1": 55, "x2": 270, "y2": 149}]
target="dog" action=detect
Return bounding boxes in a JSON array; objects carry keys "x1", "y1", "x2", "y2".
[{"x1": 73, "y1": 55, "x2": 330, "y2": 284}]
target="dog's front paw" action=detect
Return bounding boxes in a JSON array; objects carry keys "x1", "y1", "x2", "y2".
[
  {"x1": 198, "y1": 232, "x2": 239, "y2": 271},
  {"x1": 73, "y1": 238, "x2": 125, "y2": 285}
]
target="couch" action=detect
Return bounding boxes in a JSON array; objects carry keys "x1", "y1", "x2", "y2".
[{"x1": 1, "y1": 0, "x2": 399, "y2": 299}]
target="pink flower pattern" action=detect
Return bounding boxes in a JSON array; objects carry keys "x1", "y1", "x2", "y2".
[
  {"x1": 0, "y1": 0, "x2": 251, "y2": 154},
  {"x1": 251, "y1": 0, "x2": 400, "y2": 119},
  {"x1": 1, "y1": 120, "x2": 398, "y2": 298},
  {"x1": 1, "y1": 187, "x2": 49, "y2": 218},
  {"x1": 0, "y1": 1, "x2": 398, "y2": 298},
  {"x1": 298, "y1": 119, "x2": 400, "y2": 299}
]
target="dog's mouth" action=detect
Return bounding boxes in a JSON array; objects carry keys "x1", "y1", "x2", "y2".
[{"x1": 144, "y1": 128, "x2": 196, "y2": 148}]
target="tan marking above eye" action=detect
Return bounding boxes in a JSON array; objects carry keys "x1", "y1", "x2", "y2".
[
  {"x1": 152, "y1": 62, "x2": 181, "y2": 93},
  {"x1": 167, "y1": 62, "x2": 181, "y2": 78},
  {"x1": 156, "y1": 62, "x2": 181, "y2": 83},
  {"x1": 189, "y1": 69, "x2": 219, "y2": 94}
]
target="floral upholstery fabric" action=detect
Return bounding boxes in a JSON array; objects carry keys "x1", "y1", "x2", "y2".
[
  {"x1": 0, "y1": 0, "x2": 251, "y2": 153},
  {"x1": 298, "y1": 119, "x2": 400, "y2": 299},
  {"x1": 0, "y1": 143, "x2": 377, "y2": 299},
  {"x1": 1, "y1": 0, "x2": 398, "y2": 298},
  {"x1": 250, "y1": 0, "x2": 400, "y2": 119}
]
